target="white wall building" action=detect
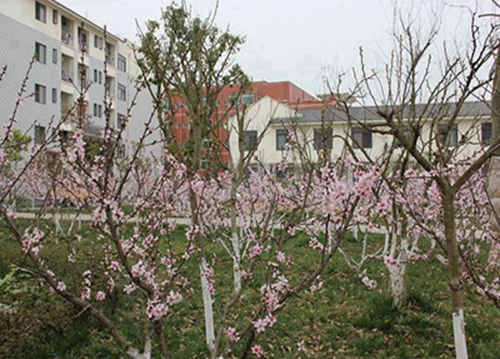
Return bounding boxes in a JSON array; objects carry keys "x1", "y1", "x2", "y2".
[
  {"x1": 229, "y1": 98, "x2": 493, "y2": 167},
  {"x1": 0, "y1": 0, "x2": 158, "y2": 157}
]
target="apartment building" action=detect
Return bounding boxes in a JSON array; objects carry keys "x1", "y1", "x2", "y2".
[
  {"x1": 229, "y1": 98, "x2": 493, "y2": 167},
  {"x1": 0, "y1": 0, "x2": 156, "y2": 157}
]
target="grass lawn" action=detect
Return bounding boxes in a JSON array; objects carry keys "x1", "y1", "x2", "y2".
[{"x1": 0, "y1": 220, "x2": 498, "y2": 358}]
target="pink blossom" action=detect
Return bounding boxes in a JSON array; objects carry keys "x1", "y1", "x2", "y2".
[
  {"x1": 124, "y1": 284, "x2": 137, "y2": 294},
  {"x1": 81, "y1": 287, "x2": 91, "y2": 301},
  {"x1": 96, "y1": 291, "x2": 106, "y2": 301},
  {"x1": 265, "y1": 314, "x2": 277, "y2": 327},
  {"x1": 276, "y1": 251, "x2": 286, "y2": 263},
  {"x1": 166, "y1": 290, "x2": 182, "y2": 305},
  {"x1": 253, "y1": 318, "x2": 267, "y2": 333},
  {"x1": 146, "y1": 301, "x2": 168, "y2": 320},
  {"x1": 251, "y1": 345, "x2": 264, "y2": 358},
  {"x1": 248, "y1": 244, "x2": 262, "y2": 257},
  {"x1": 226, "y1": 327, "x2": 239, "y2": 342},
  {"x1": 56, "y1": 281, "x2": 66, "y2": 292}
]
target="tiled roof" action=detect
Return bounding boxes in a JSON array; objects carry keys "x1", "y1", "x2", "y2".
[{"x1": 271, "y1": 101, "x2": 491, "y2": 124}]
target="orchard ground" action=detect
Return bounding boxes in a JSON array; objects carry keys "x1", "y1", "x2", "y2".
[{"x1": 0, "y1": 220, "x2": 498, "y2": 358}]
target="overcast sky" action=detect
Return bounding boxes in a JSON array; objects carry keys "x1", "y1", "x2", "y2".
[{"x1": 59, "y1": 0, "x2": 497, "y2": 96}]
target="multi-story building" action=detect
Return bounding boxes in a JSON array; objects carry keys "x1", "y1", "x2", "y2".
[
  {"x1": 0, "y1": 0, "x2": 156, "y2": 157},
  {"x1": 172, "y1": 80, "x2": 329, "y2": 167},
  {"x1": 229, "y1": 98, "x2": 493, "y2": 167}
]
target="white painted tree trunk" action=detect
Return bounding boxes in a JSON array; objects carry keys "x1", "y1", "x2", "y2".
[
  {"x1": 126, "y1": 348, "x2": 151, "y2": 359},
  {"x1": 126, "y1": 337, "x2": 151, "y2": 359},
  {"x1": 230, "y1": 228, "x2": 242, "y2": 292},
  {"x1": 452, "y1": 309, "x2": 468, "y2": 359},
  {"x1": 388, "y1": 260, "x2": 407, "y2": 309},
  {"x1": 200, "y1": 255, "x2": 215, "y2": 353},
  {"x1": 386, "y1": 236, "x2": 408, "y2": 309}
]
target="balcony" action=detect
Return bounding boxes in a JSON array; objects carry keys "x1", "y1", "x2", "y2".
[
  {"x1": 105, "y1": 55, "x2": 115, "y2": 67},
  {"x1": 61, "y1": 69, "x2": 72, "y2": 82},
  {"x1": 105, "y1": 89, "x2": 115, "y2": 100},
  {"x1": 105, "y1": 42, "x2": 116, "y2": 67},
  {"x1": 78, "y1": 27, "x2": 89, "y2": 54},
  {"x1": 62, "y1": 32, "x2": 73, "y2": 46}
]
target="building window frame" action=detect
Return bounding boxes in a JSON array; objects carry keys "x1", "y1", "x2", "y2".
[
  {"x1": 35, "y1": 42, "x2": 47, "y2": 64},
  {"x1": 352, "y1": 127, "x2": 373, "y2": 149},
  {"x1": 276, "y1": 129, "x2": 289, "y2": 151},
  {"x1": 481, "y1": 122, "x2": 492, "y2": 144},
  {"x1": 313, "y1": 127, "x2": 333, "y2": 150},
  {"x1": 35, "y1": 84, "x2": 47, "y2": 104},
  {"x1": 117, "y1": 84, "x2": 127, "y2": 101},
  {"x1": 243, "y1": 130, "x2": 258, "y2": 151},
  {"x1": 35, "y1": 2, "x2": 47, "y2": 23},
  {"x1": 117, "y1": 114, "x2": 127, "y2": 129},
  {"x1": 34, "y1": 125, "x2": 46, "y2": 145},
  {"x1": 52, "y1": 48, "x2": 58, "y2": 64},
  {"x1": 52, "y1": 9, "x2": 58, "y2": 25},
  {"x1": 437, "y1": 124, "x2": 458, "y2": 147},
  {"x1": 52, "y1": 88, "x2": 57, "y2": 104},
  {"x1": 241, "y1": 93, "x2": 255, "y2": 106},
  {"x1": 117, "y1": 54, "x2": 127, "y2": 72}
]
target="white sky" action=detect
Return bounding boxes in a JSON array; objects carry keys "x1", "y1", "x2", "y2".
[{"x1": 58, "y1": 0, "x2": 498, "y2": 96}]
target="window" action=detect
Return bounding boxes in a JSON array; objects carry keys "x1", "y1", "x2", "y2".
[
  {"x1": 276, "y1": 129, "x2": 289, "y2": 150},
  {"x1": 34, "y1": 125, "x2": 46, "y2": 145},
  {"x1": 241, "y1": 93, "x2": 255, "y2": 105},
  {"x1": 35, "y1": 2, "x2": 46, "y2": 23},
  {"x1": 93, "y1": 103, "x2": 98, "y2": 117},
  {"x1": 51, "y1": 88, "x2": 57, "y2": 103},
  {"x1": 117, "y1": 142, "x2": 126, "y2": 159},
  {"x1": 438, "y1": 124, "x2": 458, "y2": 147},
  {"x1": 35, "y1": 84, "x2": 46, "y2": 104},
  {"x1": 352, "y1": 128, "x2": 372, "y2": 149},
  {"x1": 394, "y1": 126, "x2": 417, "y2": 148},
  {"x1": 313, "y1": 128, "x2": 333, "y2": 150},
  {"x1": 118, "y1": 84, "x2": 126, "y2": 101},
  {"x1": 35, "y1": 42, "x2": 46, "y2": 64},
  {"x1": 99, "y1": 105, "x2": 103, "y2": 118},
  {"x1": 94, "y1": 69, "x2": 98, "y2": 83},
  {"x1": 98, "y1": 71, "x2": 103, "y2": 85},
  {"x1": 94, "y1": 35, "x2": 99, "y2": 48},
  {"x1": 52, "y1": 48, "x2": 57, "y2": 64},
  {"x1": 202, "y1": 138, "x2": 212, "y2": 148},
  {"x1": 481, "y1": 122, "x2": 492, "y2": 144},
  {"x1": 98, "y1": 37, "x2": 103, "y2": 50},
  {"x1": 117, "y1": 55, "x2": 127, "y2": 72},
  {"x1": 117, "y1": 114, "x2": 127, "y2": 129},
  {"x1": 244, "y1": 130, "x2": 258, "y2": 151},
  {"x1": 52, "y1": 9, "x2": 58, "y2": 24}
]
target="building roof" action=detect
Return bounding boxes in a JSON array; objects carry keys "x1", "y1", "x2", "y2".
[
  {"x1": 51, "y1": 0, "x2": 123, "y2": 42},
  {"x1": 271, "y1": 101, "x2": 491, "y2": 124}
]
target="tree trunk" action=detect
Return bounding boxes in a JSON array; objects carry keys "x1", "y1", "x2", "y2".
[
  {"x1": 486, "y1": 156, "x2": 500, "y2": 271},
  {"x1": 229, "y1": 181, "x2": 242, "y2": 293},
  {"x1": 487, "y1": 45, "x2": 500, "y2": 270},
  {"x1": 388, "y1": 263, "x2": 406, "y2": 309},
  {"x1": 230, "y1": 228, "x2": 242, "y2": 292},
  {"x1": 442, "y1": 188, "x2": 468, "y2": 359},
  {"x1": 387, "y1": 239, "x2": 408, "y2": 310},
  {"x1": 200, "y1": 255, "x2": 216, "y2": 353}
]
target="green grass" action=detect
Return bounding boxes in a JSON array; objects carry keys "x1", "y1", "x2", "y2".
[{"x1": 0, "y1": 220, "x2": 498, "y2": 358}]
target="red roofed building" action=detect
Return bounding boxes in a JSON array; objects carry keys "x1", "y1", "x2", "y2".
[{"x1": 171, "y1": 81, "x2": 332, "y2": 167}]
